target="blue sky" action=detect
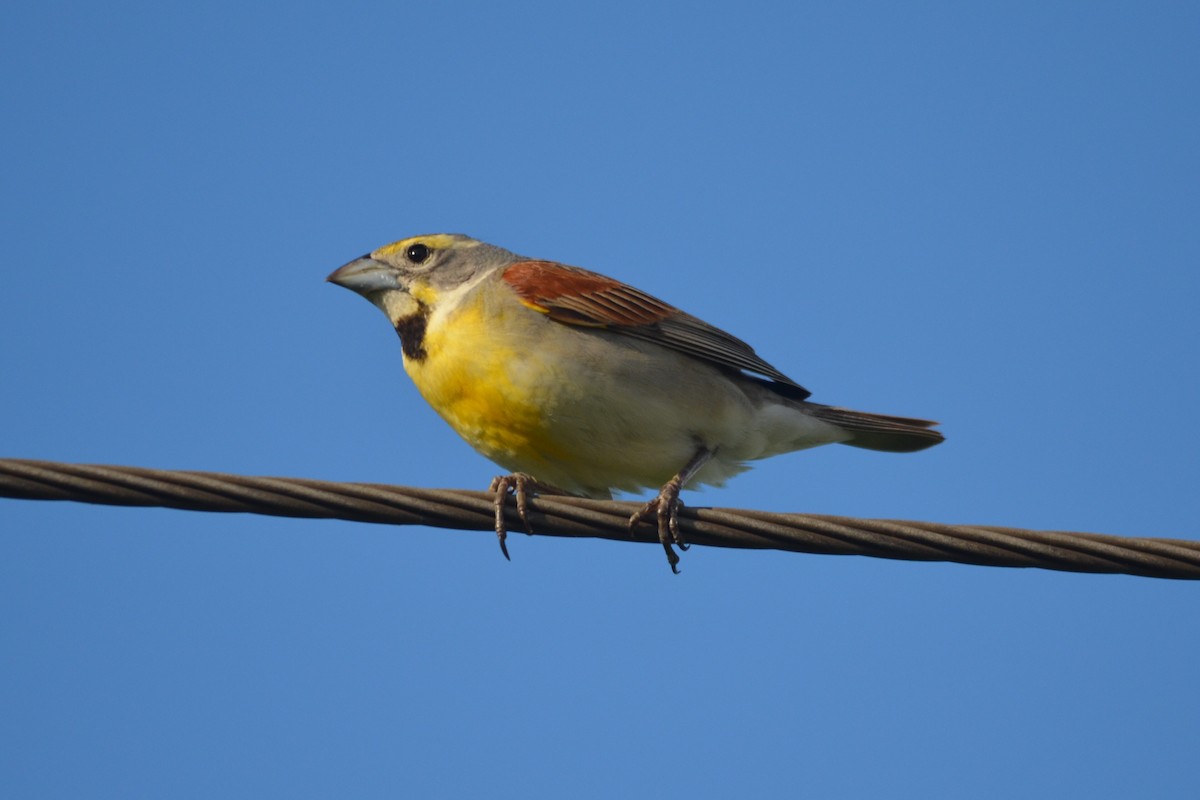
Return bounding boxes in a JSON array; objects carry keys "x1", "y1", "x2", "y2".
[{"x1": 2, "y1": 2, "x2": 1199, "y2": 797}]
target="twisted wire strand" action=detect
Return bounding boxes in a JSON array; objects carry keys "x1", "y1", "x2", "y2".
[{"x1": 2, "y1": 457, "x2": 1198, "y2": 579}]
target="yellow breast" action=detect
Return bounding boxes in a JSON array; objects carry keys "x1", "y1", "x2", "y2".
[{"x1": 402, "y1": 285, "x2": 569, "y2": 473}]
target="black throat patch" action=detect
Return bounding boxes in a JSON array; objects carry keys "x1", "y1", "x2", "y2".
[{"x1": 394, "y1": 311, "x2": 429, "y2": 361}]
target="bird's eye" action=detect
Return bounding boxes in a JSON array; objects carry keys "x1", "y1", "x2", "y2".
[{"x1": 406, "y1": 243, "x2": 431, "y2": 264}]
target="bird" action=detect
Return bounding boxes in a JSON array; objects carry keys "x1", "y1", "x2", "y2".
[{"x1": 327, "y1": 233, "x2": 943, "y2": 571}]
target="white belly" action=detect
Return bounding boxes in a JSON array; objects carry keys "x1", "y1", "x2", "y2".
[{"x1": 488, "y1": 320, "x2": 846, "y2": 497}]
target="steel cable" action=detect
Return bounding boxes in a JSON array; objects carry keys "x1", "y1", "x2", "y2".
[{"x1": 2, "y1": 457, "x2": 1198, "y2": 579}]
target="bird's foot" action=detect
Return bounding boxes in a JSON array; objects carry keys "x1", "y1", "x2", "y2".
[
  {"x1": 488, "y1": 473, "x2": 561, "y2": 561},
  {"x1": 629, "y1": 477, "x2": 688, "y2": 574},
  {"x1": 628, "y1": 446, "x2": 716, "y2": 574}
]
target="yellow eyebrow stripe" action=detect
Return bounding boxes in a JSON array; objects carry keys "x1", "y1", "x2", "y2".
[{"x1": 374, "y1": 234, "x2": 479, "y2": 259}]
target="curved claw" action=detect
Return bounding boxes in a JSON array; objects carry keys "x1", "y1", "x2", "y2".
[
  {"x1": 627, "y1": 446, "x2": 715, "y2": 573},
  {"x1": 629, "y1": 485, "x2": 687, "y2": 573},
  {"x1": 488, "y1": 473, "x2": 548, "y2": 562}
]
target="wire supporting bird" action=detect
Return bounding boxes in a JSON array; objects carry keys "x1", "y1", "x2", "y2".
[{"x1": 328, "y1": 234, "x2": 943, "y2": 571}]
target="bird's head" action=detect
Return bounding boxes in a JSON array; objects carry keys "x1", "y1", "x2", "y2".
[{"x1": 327, "y1": 233, "x2": 515, "y2": 324}]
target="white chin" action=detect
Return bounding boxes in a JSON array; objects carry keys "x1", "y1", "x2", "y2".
[{"x1": 376, "y1": 289, "x2": 420, "y2": 324}]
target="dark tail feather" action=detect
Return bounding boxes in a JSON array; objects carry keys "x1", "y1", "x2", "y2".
[{"x1": 808, "y1": 405, "x2": 944, "y2": 453}]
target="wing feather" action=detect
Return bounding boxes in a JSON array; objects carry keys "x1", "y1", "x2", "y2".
[{"x1": 502, "y1": 260, "x2": 810, "y2": 399}]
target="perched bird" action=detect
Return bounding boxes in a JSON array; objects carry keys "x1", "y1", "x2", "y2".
[{"x1": 328, "y1": 234, "x2": 943, "y2": 571}]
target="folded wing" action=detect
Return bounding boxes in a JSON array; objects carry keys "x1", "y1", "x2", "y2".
[{"x1": 502, "y1": 260, "x2": 811, "y2": 400}]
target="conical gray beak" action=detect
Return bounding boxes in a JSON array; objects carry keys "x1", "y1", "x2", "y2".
[{"x1": 326, "y1": 256, "x2": 402, "y2": 295}]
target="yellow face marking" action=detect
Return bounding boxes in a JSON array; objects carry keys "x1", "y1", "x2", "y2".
[
  {"x1": 407, "y1": 279, "x2": 440, "y2": 307},
  {"x1": 373, "y1": 234, "x2": 479, "y2": 260}
]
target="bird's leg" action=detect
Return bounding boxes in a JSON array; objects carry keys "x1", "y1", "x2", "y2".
[
  {"x1": 629, "y1": 446, "x2": 715, "y2": 573},
  {"x1": 488, "y1": 473, "x2": 567, "y2": 561}
]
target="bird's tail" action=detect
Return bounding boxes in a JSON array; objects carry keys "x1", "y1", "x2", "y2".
[{"x1": 807, "y1": 404, "x2": 944, "y2": 453}]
